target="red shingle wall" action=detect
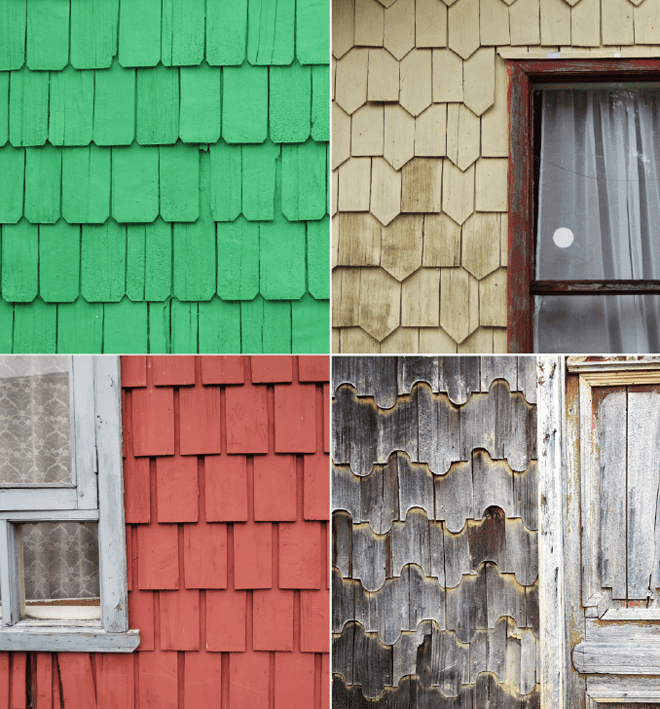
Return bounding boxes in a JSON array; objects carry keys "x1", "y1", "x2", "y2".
[{"x1": 0, "y1": 355, "x2": 330, "y2": 709}]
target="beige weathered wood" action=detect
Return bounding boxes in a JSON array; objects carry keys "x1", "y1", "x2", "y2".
[
  {"x1": 383, "y1": 103, "x2": 415, "y2": 169},
  {"x1": 420, "y1": 326, "x2": 458, "y2": 352},
  {"x1": 416, "y1": 0, "x2": 448, "y2": 47},
  {"x1": 332, "y1": 56, "x2": 336, "y2": 99},
  {"x1": 415, "y1": 104, "x2": 447, "y2": 156},
  {"x1": 332, "y1": 327, "x2": 340, "y2": 352},
  {"x1": 462, "y1": 212, "x2": 501, "y2": 279},
  {"x1": 493, "y1": 328, "x2": 506, "y2": 352},
  {"x1": 463, "y1": 47, "x2": 495, "y2": 116},
  {"x1": 370, "y1": 156, "x2": 402, "y2": 226},
  {"x1": 333, "y1": 103, "x2": 352, "y2": 169},
  {"x1": 458, "y1": 327, "x2": 494, "y2": 352},
  {"x1": 334, "y1": 0, "x2": 356, "y2": 58},
  {"x1": 448, "y1": 0, "x2": 480, "y2": 59},
  {"x1": 383, "y1": 0, "x2": 415, "y2": 60},
  {"x1": 480, "y1": 0, "x2": 511, "y2": 46},
  {"x1": 573, "y1": 640, "x2": 660, "y2": 674},
  {"x1": 401, "y1": 268, "x2": 441, "y2": 327},
  {"x1": 635, "y1": 0, "x2": 660, "y2": 44},
  {"x1": 332, "y1": 268, "x2": 361, "y2": 326},
  {"x1": 338, "y1": 157, "x2": 372, "y2": 211},
  {"x1": 540, "y1": 0, "x2": 570, "y2": 45},
  {"x1": 571, "y1": 0, "x2": 600, "y2": 47},
  {"x1": 442, "y1": 161, "x2": 474, "y2": 224},
  {"x1": 335, "y1": 48, "x2": 369, "y2": 114},
  {"x1": 432, "y1": 49, "x2": 464, "y2": 102},
  {"x1": 475, "y1": 159, "x2": 508, "y2": 212},
  {"x1": 446, "y1": 104, "x2": 480, "y2": 171},
  {"x1": 509, "y1": 0, "x2": 541, "y2": 46},
  {"x1": 423, "y1": 213, "x2": 461, "y2": 266},
  {"x1": 481, "y1": 53, "x2": 508, "y2": 158},
  {"x1": 381, "y1": 327, "x2": 419, "y2": 352},
  {"x1": 367, "y1": 48, "x2": 400, "y2": 101},
  {"x1": 401, "y1": 158, "x2": 442, "y2": 213},
  {"x1": 332, "y1": 213, "x2": 339, "y2": 267},
  {"x1": 351, "y1": 104, "x2": 384, "y2": 156},
  {"x1": 500, "y1": 212, "x2": 508, "y2": 265},
  {"x1": 355, "y1": 0, "x2": 384, "y2": 46},
  {"x1": 341, "y1": 326, "x2": 381, "y2": 352},
  {"x1": 337, "y1": 212, "x2": 382, "y2": 266},
  {"x1": 537, "y1": 356, "x2": 567, "y2": 709},
  {"x1": 358, "y1": 267, "x2": 402, "y2": 341},
  {"x1": 479, "y1": 268, "x2": 507, "y2": 327},
  {"x1": 602, "y1": 0, "x2": 634, "y2": 45},
  {"x1": 440, "y1": 267, "x2": 479, "y2": 343},
  {"x1": 381, "y1": 214, "x2": 424, "y2": 281},
  {"x1": 333, "y1": 174, "x2": 339, "y2": 225},
  {"x1": 399, "y1": 50, "x2": 433, "y2": 116}
]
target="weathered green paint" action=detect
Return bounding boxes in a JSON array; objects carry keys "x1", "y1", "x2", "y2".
[
  {"x1": 70, "y1": 0, "x2": 118, "y2": 70},
  {"x1": 312, "y1": 65, "x2": 330, "y2": 142},
  {"x1": 180, "y1": 65, "x2": 222, "y2": 144},
  {"x1": 217, "y1": 218, "x2": 259, "y2": 300},
  {"x1": 2, "y1": 221, "x2": 38, "y2": 303},
  {"x1": 0, "y1": 73, "x2": 9, "y2": 146},
  {"x1": 0, "y1": 147, "x2": 25, "y2": 223},
  {"x1": 13, "y1": 298, "x2": 57, "y2": 353},
  {"x1": 199, "y1": 298, "x2": 241, "y2": 353},
  {"x1": 270, "y1": 63, "x2": 312, "y2": 144},
  {"x1": 93, "y1": 62, "x2": 135, "y2": 146},
  {"x1": 281, "y1": 139, "x2": 327, "y2": 221},
  {"x1": 259, "y1": 218, "x2": 306, "y2": 300},
  {"x1": 62, "y1": 146, "x2": 111, "y2": 224},
  {"x1": 136, "y1": 66, "x2": 179, "y2": 145},
  {"x1": 57, "y1": 299, "x2": 103, "y2": 354},
  {"x1": 111, "y1": 146, "x2": 159, "y2": 223},
  {"x1": 292, "y1": 295, "x2": 329, "y2": 353},
  {"x1": 297, "y1": 0, "x2": 330, "y2": 65},
  {"x1": 207, "y1": 0, "x2": 247, "y2": 67},
  {"x1": 148, "y1": 302, "x2": 170, "y2": 353},
  {"x1": 49, "y1": 67, "x2": 94, "y2": 146},
  {"x1": 241, "y1": 296, "x2": 265, "y2": 354},
  {"x1": 103, "y1": 298, "x2": 148, "y2": 353},
  {"x1": 171, "y1": 300, "x2": 197, "y2": 353},
  {"x1": 25, "y1": 146, "x2": 61, "y2": 223},
  {"x1": 242, "y1": 141, "x2": 280, "y2": 221},
  {"x1": 145, "y1": 220, "x2": 172, "y2": 302},
  {"x1": 81, "y1": 221, "x2": 127, "y2": 303},
  {"x1": 222, "y1": 64, "x2": 268, "y2": 144},
  {"x1": 160, "y1": 144, "x2": 200, "y2": 222},
  {"x1": 162, "y1": 0, "x2": 205, "y2": 67},
  {"x1": 308, "y1": 217, "x2": 331, "y2": 300},
  {"x1": 26, "y1": 0, "x2": 69, "y2": 71},
  {"x1": 0, "y1": 299, "x2": 13, "y2": 352},
  {"x1": 247, "y1": 0, "x2": 295, "y2": 66},
  {"x1": 118, "y1": 0, "x2": 161, "y2": 68},
  {"x1": 210, "y1": 142, "x2": 242, "y2": 222},
  {"x1": 0, "y1": 1, "x2": 26, "y2": 71},
  {"x1": 263, "y1": 300, "x2": 292, "y2": 352},
  {"x1": 9, "y1": 70, "x2": 48, "y2": 147},
  {"x1": 40, "y1": 221, "x2": 80, "y2": 303}
]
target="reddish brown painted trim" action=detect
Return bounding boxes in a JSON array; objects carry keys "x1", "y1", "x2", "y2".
[
  {"x1": 507, "y1": 58, "x2": 660, "y2": 353},
  {"x1": 532, "y1": 280, "x2": 660, "y2": 295}
]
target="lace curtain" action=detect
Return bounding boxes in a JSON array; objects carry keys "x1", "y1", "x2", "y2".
[
  {"x1": 535, "y1": 87, "x2": 660, "y2": 352},
  {"x1": 0, "y1": 357, "x2": 99, "y2": 601}
]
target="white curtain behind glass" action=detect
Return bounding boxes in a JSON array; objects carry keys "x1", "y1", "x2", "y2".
[{"x1": 536, "y1": 88, "x2": 660, "y2": 352}]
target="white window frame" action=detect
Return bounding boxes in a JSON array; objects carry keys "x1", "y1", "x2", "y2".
[{"x1": 0, "y1": 356, "x2": 139, "y2": 652}]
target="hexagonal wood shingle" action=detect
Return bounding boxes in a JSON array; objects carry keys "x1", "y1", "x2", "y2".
[
  {"x1": 399, "y1": 50, "x2": 433, "y2": 117},
  {"x1": 358, "y1": 267, "x2": 402, "y2": 341},
  {"x1": 371, "y1": 157, "x2": 402, "y2": 226}
]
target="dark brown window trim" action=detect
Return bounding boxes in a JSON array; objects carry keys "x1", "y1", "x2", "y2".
[{"x1": 507, "y1": 58, "x2": 660, "y2": 353}]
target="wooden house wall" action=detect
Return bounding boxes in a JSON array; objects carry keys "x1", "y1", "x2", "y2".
[
  {"x1": 0, "y1": 355, "x2": 330, "y2": 709},
  {"x1": 332, "y1": 356, "x2": 540, "y2": 707},
  {"x1": 331, "y1": 1, "x2": 659, "y2": 353}
]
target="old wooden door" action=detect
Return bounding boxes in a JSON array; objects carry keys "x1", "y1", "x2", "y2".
[{"x1": 541, "y1": 357, "x2": 660, "y2": 708}]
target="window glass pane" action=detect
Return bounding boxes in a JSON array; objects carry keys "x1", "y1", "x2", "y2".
[
  {"x1": 0, "y1": 356, "x2": 72, "y2": 484},
  {"x1": 536, "y1": 88, "x2": 660, "y2": 282},
  {"x1": 534, "y1": 294, "x2": 660, "y2": 352},
  {"x1": 21, "y1": 522, "x2": 99, "y2": 602}
]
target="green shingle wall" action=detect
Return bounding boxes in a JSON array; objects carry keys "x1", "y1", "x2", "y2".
[{"x1": 0, "y1": 0, "x2": 330, "y2": 353}]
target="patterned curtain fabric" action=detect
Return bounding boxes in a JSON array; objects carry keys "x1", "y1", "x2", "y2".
[
  {"x1": 0, "y1": 356, "x2": 72, "y2": 484},
  {"x1": 0, "y1": 357, "x2": 99, "y2": 602}
]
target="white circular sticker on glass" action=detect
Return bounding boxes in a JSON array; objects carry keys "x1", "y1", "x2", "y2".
[{"x1": 552, "y1": 227, "x2": 574, "y2": 248}]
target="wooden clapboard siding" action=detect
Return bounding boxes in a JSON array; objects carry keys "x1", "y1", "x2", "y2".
[
  {"x1": 332, "y1": 356, "x2": 539, "y2": 707},
  {"x1": 333, "y1": 0, "x2": 660, "y2": 352}
]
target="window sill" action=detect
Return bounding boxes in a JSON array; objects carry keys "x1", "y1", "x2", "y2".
[{"x1": 0, "y1": 626, "x2": 140, "y2": 652}]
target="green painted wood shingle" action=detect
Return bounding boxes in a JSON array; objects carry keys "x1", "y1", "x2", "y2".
[{"x1": 0, "y1": 0, "x2": 329, "y2": 353}]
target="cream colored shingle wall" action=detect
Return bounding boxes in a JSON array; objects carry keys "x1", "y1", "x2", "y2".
[{"x1": 332, "y1": 0, "x2": 660, "y2": 353}]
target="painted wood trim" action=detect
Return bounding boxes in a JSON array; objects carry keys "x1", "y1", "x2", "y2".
[
  {"x1": 587, "y1": 675, "x2": 660, "y2": 701},
  {"x1": 0, "y1": 627, "x2": 140, "y2": 652},
  {"x1": 568, "y1": 358, "x2": 660, "y2": 374},
  {"x1": 574, "y1": 640, "x2": 660, "y2": 674},
  {"x1": 0, "y1": 522, "x2": 21, "y2": 627},
  {"x1": 537, "y1": 356, "x2": 567, "y2": 709},
  {"x1": 0, "y1": 510, "x2": 99, "y2": 521},
  {"x1": 72, "y1": 356, "x2": 98, "y2": 510},
  {"x1": 94, "y1": 356, "x2": 129, "y2": 633},
  {"x1": 507, "y1": 63, "x2": 533, "y2": 353},
  {"x1": 500, "y1": 49, "x2": 660, "y2": 60},
  {"x1": 532, "y1": 279, "x2": 660, "y2": 295},
  {"x1": 0, "y1": 488, "x2": 79, "y2": 511},
  {"x1": 602, "y1": 608, "x2": 660, "y2": 620}
]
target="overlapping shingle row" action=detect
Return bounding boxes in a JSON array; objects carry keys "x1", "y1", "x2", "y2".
[
  {"x1": 0, "y1": 0, "x2": 330, "y2": 353},
  {"x1": 332, "y1": 356, "x2": 539, "y2": 707}
]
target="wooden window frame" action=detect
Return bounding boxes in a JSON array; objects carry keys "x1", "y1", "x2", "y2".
[
  {"x1": 0, "y1": 356, "x2": 139, "y2": 652},
  {"x1": 539, "y1": 355, "x2": 660, "y2": 708},
  {"x1": 508, "y1": 59, "x2": 660, "y2": 353}
]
